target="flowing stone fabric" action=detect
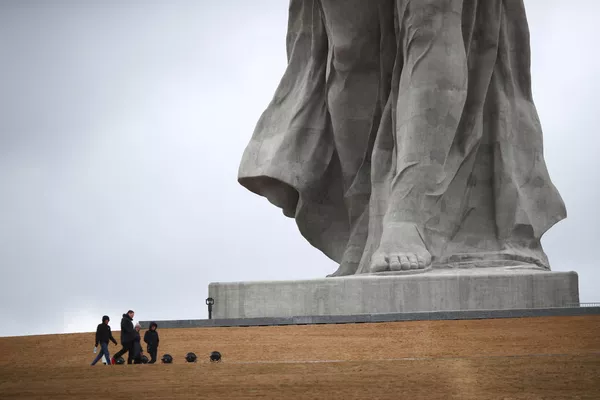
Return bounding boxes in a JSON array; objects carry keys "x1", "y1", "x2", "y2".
[{"x1": 238, "y1": 0, "x2": 566, "y2": 276}]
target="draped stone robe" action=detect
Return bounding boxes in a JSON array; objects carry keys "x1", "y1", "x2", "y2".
[{"x1": 238, "y1": 0, "x2": 566, "y2": 275}]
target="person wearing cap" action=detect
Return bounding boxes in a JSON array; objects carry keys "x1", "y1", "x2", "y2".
[
  {"x1": 143, "y1": 322, "x2": 159, "y2": 364},
  {"x1": 112, "y1": 309, "x2": 135, "y2": 364},
  {"x1": 91, "y1": 315, "x2": 118, "y2": 366}
]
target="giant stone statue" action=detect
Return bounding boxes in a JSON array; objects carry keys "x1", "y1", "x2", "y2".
[{"x1": 238, "y1": 0, "x2": 566, "y2": 277}]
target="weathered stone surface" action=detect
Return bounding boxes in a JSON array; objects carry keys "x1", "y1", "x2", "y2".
[
  {"x1": 140, "y1": 306, "x2": 600, "y2": 329},
  {"x1": 238, "y1": 0, "x2": 566, "y2": 276},
  {"x1": 208, "y1": 267, "x2": 579, "y2": 319}
]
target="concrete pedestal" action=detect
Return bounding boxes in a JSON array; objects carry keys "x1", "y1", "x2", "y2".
[{"x1": 208, "y1": 267, "x2": 579, "y2": 319}]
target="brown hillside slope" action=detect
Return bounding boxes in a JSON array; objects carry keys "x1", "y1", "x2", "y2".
[{"x1": 0, "y1": 316, "x2": 599, "y2": 399}]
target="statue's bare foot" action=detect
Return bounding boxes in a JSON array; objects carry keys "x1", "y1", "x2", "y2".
[
  {"x1": 370, "y1": 222, "x2": 432, "y2": 273},
  {"x1": 327, "y1": 245, "x2": 363, "y2": 277},
  {"x1": 327, "y1": 261, "x2": 358, "y2": 277}
]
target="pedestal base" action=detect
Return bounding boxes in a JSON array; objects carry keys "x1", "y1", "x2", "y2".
[{"x1": 208, "y1": 267, "x2": 579, "y2": 319}]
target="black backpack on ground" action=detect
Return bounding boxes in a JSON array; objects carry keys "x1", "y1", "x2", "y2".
[
  {"x1": 185, "y1": 352, "x2": 197, "y2": 363},
  {"x1": 209, "y1": 351, "x2": 221, "y2": 362}
]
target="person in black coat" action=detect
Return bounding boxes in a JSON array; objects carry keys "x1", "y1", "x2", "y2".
[
  {"x1": 91, "y1": 315, "x2": 118, "y2": 366},
  {"x1": 132, "y1": 324, "x2": 144, "y2": 364},
  {"x1": 143, "y1": 322, "x2": 159, "y2": 364},
  {"x1": 112, "y1": 310, "x2": 135, "y2": 364}
]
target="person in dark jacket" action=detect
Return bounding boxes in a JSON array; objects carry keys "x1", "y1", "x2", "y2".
[
  {"x1": 132, "y1": 323, "x2": 144, "y2": 364},
  {"x1": 91, "y1": 315, "x2": 118, "y2": 366},
  {"x1": 111, "y1": 310, "x2": 135, "y2": 364},
  {"x1": 143, "y1": 322, "x2": 159, "y2": 364}
]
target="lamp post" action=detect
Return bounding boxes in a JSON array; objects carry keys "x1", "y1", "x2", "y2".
[{"x1": 206, "y1": 297, "x2": 214, "y2": 320}]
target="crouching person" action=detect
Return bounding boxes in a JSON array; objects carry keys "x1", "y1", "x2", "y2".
[
  {"x1": 91, "y1": 315, "x2": 118, "y2": 366},
  {"x1": 144, "y1": 322, "x2": 159, "y2": 364}
]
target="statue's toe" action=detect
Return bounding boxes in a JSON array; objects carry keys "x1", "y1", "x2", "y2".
[
  {"x1": 408, "y1": 254, "x2": 419, "y2": 269},
  {"x1": 370, "y1": 254, "x2": 388, "y2": 273},
  {"x1": 389, "y1": 256, "x2": 402, "y2": 271},
  {"x1": 399, "y1": 255, "x2": 410, "y2": 270}
]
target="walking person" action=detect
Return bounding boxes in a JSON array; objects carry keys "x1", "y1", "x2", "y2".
[
  {"x1": 111, "y1": 310, "x2": 135, "y2": 364},
  {"x1": 91, "y1": 315, "x2": 118, "y2": 366},
  {"x1": 143, "y1": 322, "x2": 159, "y2": 364}
]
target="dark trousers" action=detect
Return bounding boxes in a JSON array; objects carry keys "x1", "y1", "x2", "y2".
[
  {"x1": 147, "y1": 346, "x2": 158, "y2": 364},
  {"x1": 113, "y1": 341, "x2": 134, "y2": 364}
]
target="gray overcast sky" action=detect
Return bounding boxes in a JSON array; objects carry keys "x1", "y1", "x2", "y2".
[{"x1": 0, "y1": 1, "x2": 598, "y2": 337}]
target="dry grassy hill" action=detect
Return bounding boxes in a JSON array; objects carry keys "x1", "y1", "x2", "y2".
[{"x1": 0, "y1": 316, "x2": 599, "y2": 399}]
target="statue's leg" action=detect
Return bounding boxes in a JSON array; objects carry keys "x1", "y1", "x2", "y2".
[
  {"x1": 320, "y1": 1, "x2": 385, "y2": 192},
  {"x1": 321, "y1": 0, "x2": 392, "y2": 276},
  {"x1": 371, "y1": 0, "x2": 468, "y2": 272}
]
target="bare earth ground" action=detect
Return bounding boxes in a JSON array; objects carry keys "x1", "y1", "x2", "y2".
[{"x1": 0, "y1": 316, "x2": 599, "y2": 399}]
